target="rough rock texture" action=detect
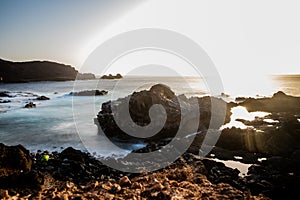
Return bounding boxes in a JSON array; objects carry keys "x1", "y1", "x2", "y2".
[
  {"x1": 0, "y1": 144, "x2": 43, "y2": 195},
  {"x1": 97, "y1": 84, "x2": 230, "y2": 148},
  {"x1": 2, "y1": 143, "x2": 299, "y2": 199},
  {"x1": 0, "y1": 58, "x2": 95, "y2": 83},
  {"x1": 0, "y1": 144, "x2": 32, "y2": 177},
  {"x1": 0, "y1": 145, "x2": 268, "y2": 199}
]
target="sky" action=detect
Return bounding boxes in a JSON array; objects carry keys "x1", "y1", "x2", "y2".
[{"x1": 1, "y1": 0, "x2": 300, "y2": 79}]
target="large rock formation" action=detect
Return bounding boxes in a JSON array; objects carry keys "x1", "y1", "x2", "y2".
[
  {"x1": 214, "y1": 91, "x2": 300, "y2": 160},
  {"x1": 97, "y1": 84, "x2": 229, "y2": 149},
  {"x1": 0, "y1": 58, "x2": 95, "y2": 83}
]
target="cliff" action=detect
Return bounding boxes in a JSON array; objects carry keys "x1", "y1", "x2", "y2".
[{"x1": 0, "y1": 58, "x2": 95, "y2": 83}]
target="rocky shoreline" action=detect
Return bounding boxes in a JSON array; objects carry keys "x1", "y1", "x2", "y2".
[
  {"x1": 0, "y1": 143, "x2": 268, "y2": 199},
  {"x1": 1, "y1": 142, "x2": 299, "y2": 199},
  {"x1": 1, "y1": 84, "x2": 300, "y2": 199}
]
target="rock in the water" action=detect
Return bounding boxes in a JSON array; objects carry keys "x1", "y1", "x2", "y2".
[
  {"x1": 100, "y1": 73, "x2": 122, "y2": 79},
  {"x1": 0, "y1": 91, "x2": 11, "y2": 97},
  {"x1": 36, "y1": 95, "x2": 50, "y2": 100},
  {"x1": 70, "y1": 90, "x2": 108, "y2": 96},
  {"x1": 25, "y1": 102, "x2": 36, "y2": 108},
  {"x1": 0, "y1": 100, "x2": 11, "y2": 103},
  {"x1": 97, "y1": 84, "x2": 229, "y2": 151}
]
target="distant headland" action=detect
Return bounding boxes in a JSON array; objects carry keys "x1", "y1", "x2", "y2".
[{"x1": 0, "y1": 58, "x2": 95, "y2": 83}]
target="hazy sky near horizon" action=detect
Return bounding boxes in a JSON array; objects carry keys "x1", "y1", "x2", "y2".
[{"x1": 1, "y1": 0, "x2": 300, "y2": 78}]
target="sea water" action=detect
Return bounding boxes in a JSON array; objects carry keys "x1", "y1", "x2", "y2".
[{"x1": 0, "y1": 75, "x2": 299, "y2": 156}]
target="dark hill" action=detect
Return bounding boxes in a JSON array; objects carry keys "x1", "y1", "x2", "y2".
[{"x1": 0, "y1": 58, "x2": 95, "y2": 83}]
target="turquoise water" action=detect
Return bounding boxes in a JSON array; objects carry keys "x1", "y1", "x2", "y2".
[{"x1": 0, "y1": 76, "x2": 299, "y2": 156}]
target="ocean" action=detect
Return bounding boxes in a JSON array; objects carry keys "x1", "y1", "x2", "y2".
[{"x1": 0, "y1": 75, "x2": 299, "y2": 157}]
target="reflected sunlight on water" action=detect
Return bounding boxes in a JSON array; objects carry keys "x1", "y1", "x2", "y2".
[
  {"x1": 212, "y1": 158, "x2": 251, "y2": 176},
  {"x1": 221, "y1": 106, "x2": 270, "y2": 129}
]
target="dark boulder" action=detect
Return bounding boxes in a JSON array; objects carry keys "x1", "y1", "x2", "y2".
[
  {"x1": 0, "y1": 100, "x2": 11, "y2": 103},
  {"x1": 24, "y1": 102, "x2": 36, "y2": 108},
  {"x1": 36, "y1": 95, "x2": 50, "y2": 100},
  {"x1": 0, "y1": 91, "x2": 11, "y2": 97}
]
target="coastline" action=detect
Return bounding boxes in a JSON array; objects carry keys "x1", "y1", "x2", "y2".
[
  {"x1": 1, "y1": 141, "x2": 298, "y2": 199},
  {"x1": 1, "y1": 83, "x2": 300, "y2": 199}
]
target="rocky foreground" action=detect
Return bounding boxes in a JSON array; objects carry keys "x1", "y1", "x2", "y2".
[{"x1": 0, "y1": 143, "x2": 272, "y2": 200}]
